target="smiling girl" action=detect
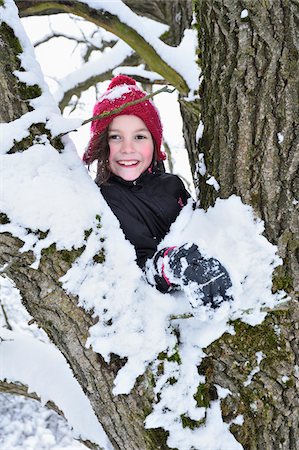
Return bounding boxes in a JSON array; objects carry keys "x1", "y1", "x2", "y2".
[{"x1": 83, "y1": 75, "x2": 232, "y2": 309}]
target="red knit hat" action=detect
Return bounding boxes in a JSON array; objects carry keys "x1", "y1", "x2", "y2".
[{"x1": 83, "y1": 75, "x2": 165, "y2": 164}]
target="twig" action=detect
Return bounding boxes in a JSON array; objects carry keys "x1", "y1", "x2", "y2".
[
  {"x1": 0, "y1": 303, "x2": 13, "y2": 330},
  {"x1": 82, "y1": 85, "x2": 175, "y2": 126},
  {"x1": 55, "y1": 85, "x2": 175, "y2": 140}
]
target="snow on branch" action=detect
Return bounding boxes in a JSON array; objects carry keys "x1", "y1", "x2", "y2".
[
  {"x1": 54, "y1": 39, "x2": 134, "y2": 106},
  {"x1": 0, "y1": 328, "x2": 111, "y2": 449},
  {"x1": 18, "y1": 0, "x2": 199, "y2": 95},
  {"x1": 79, "y1": 0, "x2": 199, "y2": 93}
]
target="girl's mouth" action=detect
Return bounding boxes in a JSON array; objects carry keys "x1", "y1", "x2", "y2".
[{"x1": 117, "y1": 160, "x2": 139, "y2": 167}]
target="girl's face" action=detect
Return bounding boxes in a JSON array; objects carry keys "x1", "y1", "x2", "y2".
[{"x1": 108, "y1": 115, "x2": 154, "y2": 181}]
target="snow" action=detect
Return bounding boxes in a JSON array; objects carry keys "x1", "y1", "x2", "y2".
[
  {"x1": 54, "y1": 40, "x2": 134, "y2": 103},
  {"x1": 81, "y1": 0, "x2": 200, "y2": 92},
  {"x1": 0, "y1": 394, "x2": 86, "y2": 450},
  {"x1": 196, "y1": 120, "x2": 204, "y2": 142},
  {"x1": 113, "y1": 64, "x2": 164, "y2": 82},
  {"x1": 0, "y1": 141, "x2": 105, "y2": 267},
  {"x1": 0, "y1": 1, "x2": 84, "y2": 148},
  {"x1": 281, "y1": 375, "x2": 290, "y2": 383},
  {"x1": 196, "y1": 154, "x2": 207, "y2": 177},
  {"x1": 241, "y1": 10, "x2": 249, "y2": 19},
  {"x1": 0, "y1": 1, "x2": 288, "y2": 449},
  {"x1": 0, "y1": 277, "x2": 110, "y2": 449},
  {"x1": 243, "y1": 351, "x2": 264, "y2": 386},
  {"x1": 277, "y1": 132, "x2": 284, "y2": 144},
  {"x1": 206, "y1": 175, "x2": 220, "y2": 191},
  {"x1": 0, "y1": 327, "x2": 111, "y2": 449}
]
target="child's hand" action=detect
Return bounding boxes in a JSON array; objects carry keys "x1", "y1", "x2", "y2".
[
  {"x1": 146, "y1": 244, "x2": 232, "y2": 309},
  {"x1": 166, "y1": 244, "x2": 232, "y2": 308}
]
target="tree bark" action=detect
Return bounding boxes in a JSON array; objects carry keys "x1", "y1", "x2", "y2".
[
  {"x1": 201, "y1": 301, "x2": 299, "y2": 450},
  {"x1": 196, "y1": 0, "x2": 299, "y2": 292},
  {"x1": 191, "y1": 1, "x2": 299, "y2": 448},
  {"x1": 0, "y1": 199, "x2": 168, "y2": 450},
  {"x1": 0, "y1": 21, "x2": 40, "y2": 122},
  {"x1": 0, "y1": 19, "x2": 168, "y2": 450}
]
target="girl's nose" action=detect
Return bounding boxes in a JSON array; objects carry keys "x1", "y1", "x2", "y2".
[{"x1": 120, "y1": 139, "x2": 134, "y2": 153}]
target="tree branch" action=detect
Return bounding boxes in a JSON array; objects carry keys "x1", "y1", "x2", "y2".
[
  {"x1": 82, "y1": 85, "x2": 175, "y2": 126},
  {"x1": 0, "y1": 303, "x2": 12, "y2": 330},
  {"x1": 17, "y1": 0, "x2": 189, "y2": 94},
  {"x1": 56, "y1": 85, "x2": 175, "y2": 139},
  {"x1": 0, "y1": 381, "x2": 102, "y2": 450},
  {"x1": 57, "y1": 46, "x2": 139, "y2": 110},
  {"x1": 33, "y1": 30, "x2": 97, "y2": 48}
]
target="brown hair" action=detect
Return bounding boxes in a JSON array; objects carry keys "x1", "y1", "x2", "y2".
[{"x1": 85, "y1": 128, "x2": 111, "y2": 186}]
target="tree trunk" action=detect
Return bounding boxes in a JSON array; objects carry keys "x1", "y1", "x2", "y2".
[
  {"x1": 191, "y1": 1, "x2": 299, "y2": 448},
  {"x1": 201, "y1": 302, "x2": 299, "y2": 450},
  {"x1": 0, "y1": 233, "x2": 168, "y2": 450},
  {"x1": 196, "y1": 0, "x2": 299, "y2": 292}
]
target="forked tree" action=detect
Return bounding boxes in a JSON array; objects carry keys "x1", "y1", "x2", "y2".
[{"x1": 0, "y1": 1, "x2": 298, "y2": 449}]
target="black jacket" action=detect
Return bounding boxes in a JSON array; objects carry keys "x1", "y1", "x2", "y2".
[{"x1": 100, "y1": 171, "x2": 190, "y2": 268}]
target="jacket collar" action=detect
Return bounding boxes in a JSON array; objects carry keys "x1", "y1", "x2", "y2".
[{"x1": 109, "y1": 168, "x2": 156, "y2": 187}]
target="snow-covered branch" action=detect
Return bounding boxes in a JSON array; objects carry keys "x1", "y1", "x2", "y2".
[
  {"x1": 0, "y1": 380, "x2": 64, "y2": 417},
  {"x1": 17, "y1": 0, "x2": 198, "y2": 95},
  {"x1": 0, "y1": 328, "x2": 109, "y2": 450}
]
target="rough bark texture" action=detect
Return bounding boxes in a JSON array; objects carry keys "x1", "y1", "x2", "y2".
[
  {"x1": 0, "y1": 234, "x2": 168, "y2": 450},
  {"x1": 191, "y1": 1, "x2": 299, "y2": 448},
  {"x1": 196, "y1": 0, "x2": 299, "y2": 293},
  {"x1": 201, "y1": 301, "x2": 299, "y2": 450},
  {"x1": 0, "y1": 21, "x2": 40, "y2": 122},
  {"x1": 0, "y1": 20, "x2": 167, "y2": 450}
]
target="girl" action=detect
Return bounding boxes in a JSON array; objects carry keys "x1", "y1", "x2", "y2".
[{"x1": 83, "y1": 75, "x2": 232, "y2": 308}]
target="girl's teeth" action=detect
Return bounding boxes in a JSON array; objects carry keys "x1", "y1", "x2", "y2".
[{"x1": 119, "y1": 161, "x2": 138, "y2": 166}]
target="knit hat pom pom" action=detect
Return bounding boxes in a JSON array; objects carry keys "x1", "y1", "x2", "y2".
[{"x1": 108, "y1": 75, "x2": 136, "y2": 90}]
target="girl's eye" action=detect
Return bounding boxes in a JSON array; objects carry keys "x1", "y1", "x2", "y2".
[
  {"x1": 108, "y1": 134, "x2": 120, "y2": 140},
  {"x1": 135, "y1": 134, "x2": 146, "y2": 140}
]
